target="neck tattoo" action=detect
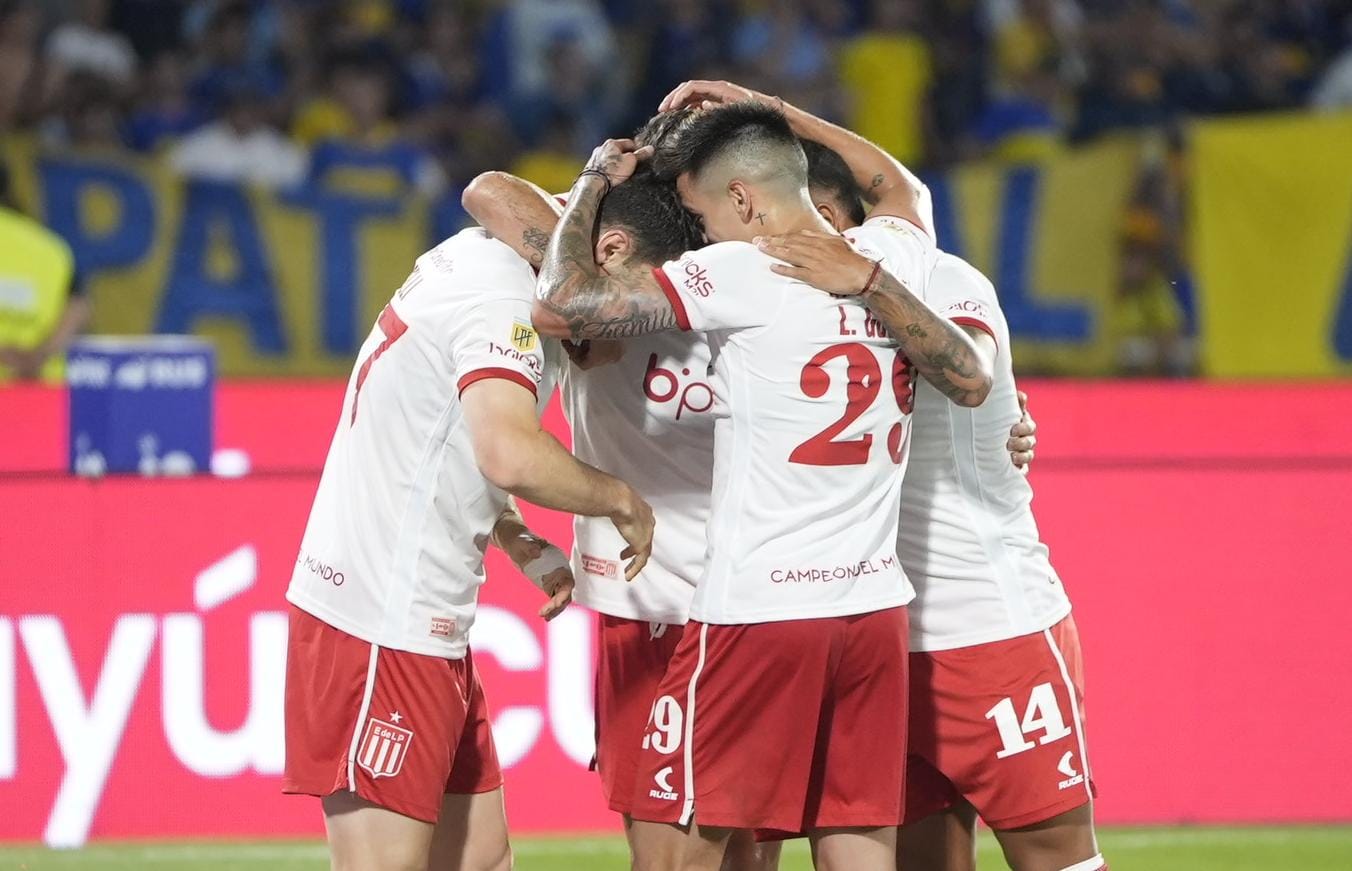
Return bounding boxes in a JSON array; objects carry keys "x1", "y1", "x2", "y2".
[{"x1": 755, "y1": 212, "x2": 767, "y2": 225}]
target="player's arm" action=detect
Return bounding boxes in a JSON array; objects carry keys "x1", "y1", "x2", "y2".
[
  {"x1": 460, "y1": 171, "x2": 562, "y2": 271},
  {"x1": 490, "y1": 499, "x2": 575, "y2": 620},
  {"x1": 660, "y1": 80, "x2": 932, "y2": 234},
  {"x1": 461, "y1": 378, "x2": 654, "y2": 580},
  {"x1": 757, "y1": 231, "x2": 993, "y2": 407},
  {"x1": 460, "y1": 172, "x2": 627, "y2": 368},
  {"x1": 535, "y1": 139, "x2": 679, "y2": 341}
]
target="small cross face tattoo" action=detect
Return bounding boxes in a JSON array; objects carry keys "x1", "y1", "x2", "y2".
[{"x1": 755, "y1": 212, "x2": 767, "y2": 225}]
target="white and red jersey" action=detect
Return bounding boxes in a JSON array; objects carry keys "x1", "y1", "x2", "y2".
[
  {"x1": 287, "y1": 228, "x2": 559, "y2": 659},
  {"x1": 651, "y1": 216, "x2": 936, "y2": 624},
  {"x1": 562, "y1": 332, "x2": 715, "y2": 625},
  {"x1": 898, "y1": 252, "x2": 1071, "y2": 652}
]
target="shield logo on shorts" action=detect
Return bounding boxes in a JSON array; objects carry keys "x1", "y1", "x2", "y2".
[{"x1": 357, "y1": 718, "x2": 414, "y2": 779}]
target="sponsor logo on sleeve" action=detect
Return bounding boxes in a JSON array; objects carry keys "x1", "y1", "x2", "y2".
[
  {"x1": 511, "y1": 321, "x2": 538, "y2": 352},
  {"x1": 357, "y1": 715, "x2": 414, "y2": 779},
  {"x1": 943, "y1": 299, "x2": 992, "y2": 320},
  {"x1": 581, "y1": 554, "x2": 619, "y2": 579},
  {"x1": 681, "y1": 259, "x2": 714, "y2": 297},
  {"x1": 487, "y1": 342, "x2": 543, "y2": 376}
]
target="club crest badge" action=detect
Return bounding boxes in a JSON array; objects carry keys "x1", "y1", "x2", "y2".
[{"x1": 356, "y1": 717, "x2": 413, "y2": 779}]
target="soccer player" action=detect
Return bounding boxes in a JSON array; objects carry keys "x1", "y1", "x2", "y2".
[
  {"x1": 767, "y1": 135, "x2": 1106, "y2": 871},
  {"x1": 281, "y1": 225, "x2": 656, "y2": 871},
  {"x1": 532, "y1": 102, "x2": 991, "y2": 870},
  {"x1": 464, "y1": 120, "x2": 779, "y2": 871},
  {"x1": 465, "y1": 111, "x2": 1035, "y2": 871}
]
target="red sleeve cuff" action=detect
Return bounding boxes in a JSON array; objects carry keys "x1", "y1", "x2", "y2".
[
  {"x1": 652, "y1": 267, "x2": 692, "y2": 331},
  {"x1": 951, "y1": 316, "x2": 998, "y2": 350},
  {"x1": 457, "y1": 367, "x2": 539, "y2": 398}
]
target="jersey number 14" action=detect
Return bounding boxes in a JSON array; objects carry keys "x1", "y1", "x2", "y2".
[{"x1": 985, "y1": 682, "x2": 1074, "y2": 759}]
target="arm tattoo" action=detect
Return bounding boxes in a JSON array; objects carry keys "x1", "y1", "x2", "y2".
[
  {"x1": 869, "y1": 173, "x2": 885, "y2": 190},
  {"x1": 537, "y1": 176, "x2": 677, "y2": 340},
  {"x1": 864, "y1": 271, "x2": 992, "y2": 406},
  {"x1": 522, "y1": 226, "x2": 550, "y2": 267}
]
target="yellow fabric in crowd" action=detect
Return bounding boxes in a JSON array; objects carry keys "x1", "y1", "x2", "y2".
[
  {"x1": 511, "y1": 151, "x2": 582, "y2": 200},
  {"x1": 0, "y1": 207, "x2": 75, "y2": 382},
  {"x1": 838, "y1": 32, "x2": 932, "y2": 165}
]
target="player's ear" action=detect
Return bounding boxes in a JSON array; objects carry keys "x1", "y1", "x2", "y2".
[
  {"x1": 814, "y1": 199, "x2": 842, "y2": 231},
  {"x1": 594, "y1": 227, "x2": 632, "y2": 271},
  {"x1": 728, "y1": 180, "x2": 753, "y2": 224}
]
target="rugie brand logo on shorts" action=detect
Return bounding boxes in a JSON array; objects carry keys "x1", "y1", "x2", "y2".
[
  {"x1": 649, "y1": 766, "x2": 679, "y2": 801},
  {"x1": 1057, "y1": 751, "x2": 1084, "y2": 790},
  {"x1": 358, "y1": 716, "x2": 414, "y2": 779},
  {"x1": 511, "y1": 321, "x2": 538, "y2": 352}
]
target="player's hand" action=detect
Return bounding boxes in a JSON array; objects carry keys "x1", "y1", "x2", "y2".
[
  {"x1": 496, "y1": 525, "x2": 546, "y2": 570},
  {"x1": 755, "y1": 230, "x2": 878, "y2": 296},
  {"x1": 659, "y1": 79, "x2": 769, "y2": 113},
  {"x1": 1008, "y1": 390, "x2": 1037, "y2": 472},
  {"x1": 584, "y1": 138, "x2": 653, "y2": 188},
  {"x1": 610, "y1": 488, "x2": 655, "y2": 582},
  {"x1": 562, "y1": 339, "x2": 625, "y2": 370},
  {"x1": 536, "y1": 566, "x2": 575, "y2": 621}
]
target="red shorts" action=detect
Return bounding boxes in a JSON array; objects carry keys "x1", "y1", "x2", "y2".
[
  {"x1": 904, "y1": 615, "x2": 1096, "y2": 830},
  {"x1": 282, "y1": 606, "x2": 503, "y2": 823},
  {"x1": 594, "y1": 615, "x2": 686, "y2": 815},
  {"x1": 629, "y1": 607, "x2": 910, "y2": 833}
]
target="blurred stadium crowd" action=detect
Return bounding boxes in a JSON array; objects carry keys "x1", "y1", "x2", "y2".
[
  {"x1": 4, "y1": 0, "x2": 1352, "y2": 184},
  {"x1": 2, "y1": 0, "x2": 1352, "y2": 379}
]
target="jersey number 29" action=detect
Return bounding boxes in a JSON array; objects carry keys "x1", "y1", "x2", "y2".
[{"x1": 789, "y1": 343, "x2": 915, "y2": 466}]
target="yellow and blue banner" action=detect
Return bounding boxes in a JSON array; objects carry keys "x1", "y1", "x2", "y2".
[
  {"x1": 930, "y1": 137, "x2": 1143, "y2": 375},
  {"x1": 1191, "y1": 111, "x2": 1352, "y2": 377},
  {"x1": 3, "y1": 138, "x2": 468, "y2": 377},
  {"x1": 1, "y1": 134, "x2": 1187, "y2": 377}
]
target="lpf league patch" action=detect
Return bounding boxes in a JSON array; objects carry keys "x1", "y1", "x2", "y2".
[
  {"x1": 511, "y1": 321, "x2": 538, "y2": 352},
  {"x1": 357, "y1": 717, "x2": 414, "y2": 779}
]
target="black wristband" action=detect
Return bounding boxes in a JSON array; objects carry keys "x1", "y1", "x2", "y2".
[{"x1": 578, "y1": 168, "x2": 613, "y2": 195}]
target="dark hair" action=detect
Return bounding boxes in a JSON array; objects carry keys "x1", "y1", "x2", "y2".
[
  {"x1": 597, "y1": 167, "x2": 703, "y2": 264},
  {"x1": 801, "y1": 139, "x2": 866, "y2": 226},
  {"x1": 633, "y1": 107, "x2": 695, "y2": 150},
  {"x1": 653, "y1": 100, "x2": 806, "y2": 186}
]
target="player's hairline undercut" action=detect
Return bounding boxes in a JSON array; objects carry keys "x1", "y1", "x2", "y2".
[{"x1": 656, "y1": 101, "x2": 808, "y2": 194}]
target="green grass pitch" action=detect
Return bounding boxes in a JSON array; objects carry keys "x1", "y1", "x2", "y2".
[{"x1": 2, "y1": 827, "x2": 1350, "y2": 870}]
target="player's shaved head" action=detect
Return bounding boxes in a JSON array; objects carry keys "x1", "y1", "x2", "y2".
[
  {"x1": 656, "y1": 101, "x2": 808, "y2": 195},
  {"x1": 801, "y1": 139, "x2": 866, "y2": 228},
  {"x1": 596, "y1": 166, "x2": 703, "y2": 265}
]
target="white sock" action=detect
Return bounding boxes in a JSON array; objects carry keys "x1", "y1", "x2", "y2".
[{"x1": 1058, "y1": 855, "x2": 1105, "y2": 871}]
